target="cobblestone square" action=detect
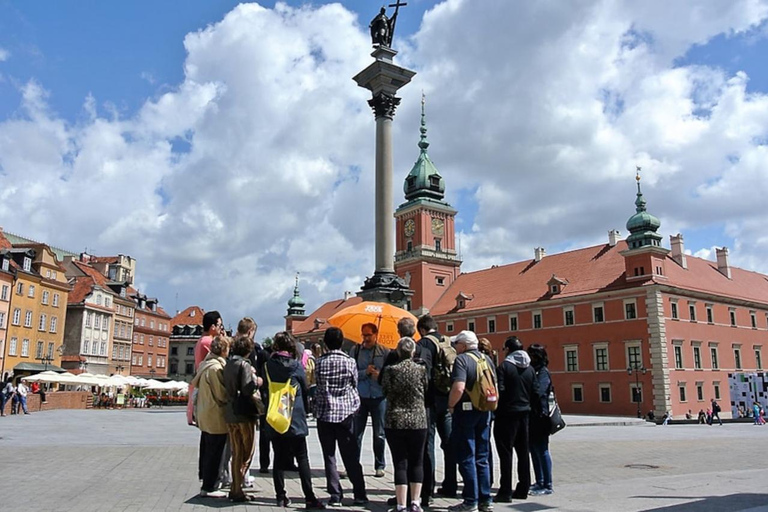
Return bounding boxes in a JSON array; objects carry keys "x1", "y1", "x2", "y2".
[{"x1": 1, "y1": 409, "x2": 768, "y2": 512}]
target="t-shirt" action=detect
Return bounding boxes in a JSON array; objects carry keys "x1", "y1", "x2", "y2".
[
  {"x1": 194, "y1": 335, "x2": 214, "y2": 371},
  {"x1": 451, "y1": 349, "x2": 494, "y2": 407}
]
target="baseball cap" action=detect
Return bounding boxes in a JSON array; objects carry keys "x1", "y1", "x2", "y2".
[{"x1": 451, "y1": 330, "x2": 478, "y2": 350}]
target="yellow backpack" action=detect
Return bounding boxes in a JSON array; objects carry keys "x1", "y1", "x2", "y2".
[{"x1": 266, "y1": 369, "x2": 298, "y2": 434}]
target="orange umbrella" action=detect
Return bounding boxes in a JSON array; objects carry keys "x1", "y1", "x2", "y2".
[{"x1": 327, "y1": 301, "x2": 420, "y2": 350}]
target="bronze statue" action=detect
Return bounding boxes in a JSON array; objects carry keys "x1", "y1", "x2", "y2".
[{"x1": 369, "y1": 2, "x2": 406, "y2": 48}]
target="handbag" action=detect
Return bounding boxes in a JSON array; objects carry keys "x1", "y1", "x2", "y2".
[
  {"x1": 233, "y1": 361, "x2": 265, "y2": 417},
  {"x1": 548, "y1": 390, "x2": 567, "y2": 435},
  {"x1": 266, "y1": 368, "x2": 297, "y2": 434}
]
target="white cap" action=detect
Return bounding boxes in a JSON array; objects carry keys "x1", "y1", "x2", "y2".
[{"x1": 451, "y1": 330, "x2": 478, "y2": 350}]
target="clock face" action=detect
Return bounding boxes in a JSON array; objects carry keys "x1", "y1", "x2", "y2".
[
  {"x1": 431, "y1": 218, "x2": 445, "y2": 236},
  {"x1": 404, "y1": 219, "x2": 416, "y2": 237}
]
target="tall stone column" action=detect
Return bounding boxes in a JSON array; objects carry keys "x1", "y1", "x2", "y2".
[{"x1": 353, "y1": 47, "x2": 415, "y2": 307}]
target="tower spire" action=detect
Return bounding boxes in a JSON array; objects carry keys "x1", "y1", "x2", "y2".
[
  {"x1": 287, "y1": 272, "x2": 306, "y2": 316},
  {"x1": 626, "y1": 166, "x2": 661, "y2": 249},
  {"x1": 403, "y1": 92, "x2": 445, "y2": 202},
  {"x1": 419, "y1": 92, "x2": 429, "y2": 152},
  {"x1": 634, "y1": 165, "x2": 647, "y2": 212}
]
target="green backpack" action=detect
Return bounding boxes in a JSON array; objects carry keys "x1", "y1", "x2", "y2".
[{"x1": 425, "y1": 334, "x2": 458, "y2": 395}]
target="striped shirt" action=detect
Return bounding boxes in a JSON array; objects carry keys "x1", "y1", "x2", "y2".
[{"x1": 314, "y1": 350, "x2": 360, "y2": 423}]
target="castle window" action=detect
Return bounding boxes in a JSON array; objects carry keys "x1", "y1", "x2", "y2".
[
  {"x1": 593, "y1": 304, "x2": 604, "y2": 323},
  {"x1": 429, "y1": 175, "x2": 440, "y2": 188},
  {"x1": 467, "y1": 320, "x2": 475, "y2": 332},
  {"x1": 435, "y1": 239, "x2": 442, "y2": 252},
  {"x1": 533, "y1": 312, "x2": 542, "y2": 329},
  {"x1": 407, "y1": 241, "x2": 412, "y2": 252},
  {"x1": 671, "y1": 301, "x2": 678, "y2": 319},
  {"x1": 487, "y1": 318, "x2": 496, "y2": 333},
  {"x1": 564, "y1": 307, "x2": 574, "y2": 326},
  {"x1": 436, "y1": 276, "x2": 445, "y2": 286},
  {"x1": 509, "y1": 314, "x2": 518, "y2": 331},
  {"x1": 625, "y1": 300, "x2": 637, "y2": 320}
]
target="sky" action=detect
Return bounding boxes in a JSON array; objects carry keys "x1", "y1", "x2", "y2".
[{"x1": 1, "y1": 0, "x2": 768, "y2": 338}]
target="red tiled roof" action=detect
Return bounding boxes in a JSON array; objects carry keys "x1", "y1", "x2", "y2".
[
  {"x1": 430, "y1": 241, "x2": 768, "y2": 316},
  {"x1": 292, "y1": 296, "x2": 363, "y2": 335},
  {"x1": 89, "y1": 256, "x2": 119, "y2": 264},
  {"x1": 68, "y1": 276, "x2": 96, "y2": 304},
  {"x1": 0, "y1": 231, "x2": 12, "y2": 250},
  {"x1": 171, "y1": 306, "x2": 205, "y2": 327}
]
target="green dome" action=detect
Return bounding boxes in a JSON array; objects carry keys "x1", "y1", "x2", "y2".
[
  {"x1": 287, "y1": 273, "x2": 306, "y2": 316},
  {"x1": 404, "y1": 96, "x2": 445, "y2": 202},
  {"x1": 625, "y1": 176, "x2": 662, "y2": 249}
]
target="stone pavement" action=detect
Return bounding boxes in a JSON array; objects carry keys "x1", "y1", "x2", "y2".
[{"x1": 1, "y1": 408, "x2": 767, "y2": 511}]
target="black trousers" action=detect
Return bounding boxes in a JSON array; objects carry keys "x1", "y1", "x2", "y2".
[
  {"x1": 200, "y1": 432, "x2": 228, "y2": 492},
  {"x1": 317, "y1": 416, "x2": 368, "y2": 501},
  {"x1": 272, "y1": 436, "x2": 316, "y2": 501},
  {"x1": 494, "y1": 413, "x2": 530, "y2": 497},
  {"x1": 259, "y1": 415, "x2": 271, "y2": 470},
  {"x1": 386, "y1": 428, "x2": 428, "y2": 486}
]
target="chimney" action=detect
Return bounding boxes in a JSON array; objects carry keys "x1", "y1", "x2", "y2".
[
  {"x1": 608, "y1": 230, "x2": 621, "y2": 247},
  {"x1": 343, "y1": 291, "x2": 353, "y2": 301},
  {"x1": 670, "y1": 233, "x2": 687, "y2": 269},
  {"x1": 716, "y1": 247, "x2": 731, "y2": 279},
  {"x1": 534, "y1": 247, "x2": 546, "y2": 262}
]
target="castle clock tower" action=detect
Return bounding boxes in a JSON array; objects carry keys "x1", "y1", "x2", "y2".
[{"x1": 394, "y1": 96, "x2": 461, "y2": 315}]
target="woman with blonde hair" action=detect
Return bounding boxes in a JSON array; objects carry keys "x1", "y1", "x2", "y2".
[
  {"x1": 382, "y1": 337, "x2": 429, "y2": 512},
  {"x1": 191, "y1": 335, "x2": 231, "y2": 499}
]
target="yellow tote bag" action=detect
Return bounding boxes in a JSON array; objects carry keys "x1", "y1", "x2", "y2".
[{"x1": 266, "y1": 369, "x2": 297, "y2": 434}]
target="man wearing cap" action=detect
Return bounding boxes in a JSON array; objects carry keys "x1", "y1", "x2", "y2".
[{"x1": 447, "y1": 330, "x2": 494, "y2": 512}]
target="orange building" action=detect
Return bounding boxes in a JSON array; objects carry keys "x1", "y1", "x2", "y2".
[
  {"x1": 130, "y1": 292, "x2": 171, "y2": 378},
  {"x1": 0, "y1": 250, "x2": 14, "y2": 379}
]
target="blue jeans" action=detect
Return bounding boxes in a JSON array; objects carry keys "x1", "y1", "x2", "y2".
[
  {"x1": 356, "y1": 397, "x2": 387, "y2": 470},
  {"x1": 434, "y1": 394, "x2": 457, "y2": 492},
  {"x1": 452, "y1": 408, "x2": 491, "y2": 505},
  {"x1": 530, "y1": 436, "x2": 552, "y2": 489}
]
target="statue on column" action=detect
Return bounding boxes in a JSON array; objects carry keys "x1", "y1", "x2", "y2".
[{"x1": 370, "y1": 2, "x2": 406, "y2": 48}]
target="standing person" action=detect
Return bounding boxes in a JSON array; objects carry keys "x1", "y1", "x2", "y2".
[
  {"x1": 265, "y1": 332, "x2": 325, "y2": 509},
  {"x1": 188, "y1": 311, "x2": 224, "y2": 426},
  {"x1": 305, "y1": 343, "x2": 318, "y2": 417},
  {"x1": 417, "y1": 314, "x2": 458, "y2": 500},
  {"x1": 527, "y1": 344, "x2": 554, "y2": 496},
  {"x1": 478, "y1": 338, "x2": 497, "y2": 488},
  {"x1": 190, "y1": 336, "x2": 231, "y2": 499},
  {"x1": 710, "y1": 398, "x2": 723, "y2": 426},
  {"x1": 16, "y1": 379, "x2": 30, "y2": 415},
  {"x1": 351, "y1": 323, "x2": 389, "y2": 478},
  {"x1": 493, "y1": 336, "x2": 540, "y2": 502},
  {"x1": 753, "y1": 403, "x2": 762, "y2": 425},
  {"x1": 256, "y1": 338, "x2": 274, "y2": 473},
  {"x1": 382, "y1": 337, "x2": 429, "y2": 512},
  {"x1": 315, "y1": 327, "x2": 368, "y2": 507},
  {"x1": 224, "y1": 319, "x2": 262, "y2": 503},
  {"x1": 447, "y1": 330, "x2": 494, "y2": 512},
  {"x1": 1, "y1": 376, "x2": 13, "y2": 416}
]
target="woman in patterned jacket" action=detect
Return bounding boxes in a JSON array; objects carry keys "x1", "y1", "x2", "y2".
[{"x1": 382, "y1": 337, "x2": 429, "y2": 512}]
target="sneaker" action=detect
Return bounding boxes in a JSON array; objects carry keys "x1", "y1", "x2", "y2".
[
  {"x1": 530, "y1": 488, "x2": 553, "y2": 496},
  {"x1": 277, "y1": 497, "x2": 292, "y2": 507},
  {"x1": 528, "y1": 484, "x2": 543, "y2": 493},
  {"x1": 306, "y1": 498, "x2": 327, "y2": 510},
  {"x1": 479, "y1": 502, "x2": 493, "y2": 512},
  {"x1": 200, "y1": 490, "x2": 227, "y2": 498},
  {"x1": 448, "y1": 503, "x2": 478, "y2": 512},
  {"x1": 410, "y1": 503, "x2": 424, "y2": 512},
  {"x1": 374, "y1": 469, "x2": 386, "y2": 478},
  {"x1": 353, "y1": 497, "x2": 369, "y2": 505}
]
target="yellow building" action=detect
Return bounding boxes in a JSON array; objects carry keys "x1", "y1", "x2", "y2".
[{"x1": 0, "y1": 236, "x2": 71, "y2": 379}]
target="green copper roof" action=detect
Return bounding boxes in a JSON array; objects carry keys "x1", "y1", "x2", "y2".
[
  {"x1": 287, "y1": 273, "x2": 306, "y2": 315},
  {"x1": 625, "y1": 172, "x2": 662, "y2": 249},
  {"x1": 404, "y1": 95, "x2": 445, "y2": 201}
]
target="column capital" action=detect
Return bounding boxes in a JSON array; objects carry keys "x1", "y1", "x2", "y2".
[{"x1": 368, "y1": 92, "x2": 401, "y2": 119}]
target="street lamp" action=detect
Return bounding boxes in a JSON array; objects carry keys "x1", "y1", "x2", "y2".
[
  {"x1": 36, "y1": 354, "x2": 54, "y2": 371},
  {"x1": 627, "y1": 364, "x2": 647, "y2": 418},
  {"x1": 149, "y1": 368, "x2": 156, "y2": 379}
]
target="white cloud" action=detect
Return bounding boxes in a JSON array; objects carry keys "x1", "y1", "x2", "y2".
[
  {"x1": 0, "y1": 48, "x2": 8, "y2": 61},
  {"x1": 2, "y1": 0, "x2": 768, "y2": 337}
]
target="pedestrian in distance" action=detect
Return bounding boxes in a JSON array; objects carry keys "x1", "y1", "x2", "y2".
[
  {"x1": 710, "y1": 398, "x2": 723, "y2": 426},
  {"x1": 351, "y1": 322, "x2": 390, "y2": 478},
  {"x1": 190, "y1": 335, "x2": 231, "y2": 499},
  {"x1": 314, "y1": 326, "x2": 369, "y2": 507},
  {"x1": 527, "y1": 344, "x2": 554, "y2": 496},
  {"x1": 16, "y1": 380, "x2": 30, "y2": 415},
  {"x1": 0, "y1": 376, "x2": 13, "y2": 416},
  {"x1": 382, "y1": 336, "x2": 429, "y2": 512},
  {"x1": 265, "y1": 331, "x2": 325, "y2": 509}
]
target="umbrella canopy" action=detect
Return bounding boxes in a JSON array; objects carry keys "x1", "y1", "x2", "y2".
[{"x1": 327, "y1": 301, "x2": 419, "y2": 350}]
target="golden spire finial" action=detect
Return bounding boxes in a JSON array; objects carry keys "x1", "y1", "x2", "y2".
[{"x1": 636, "y1": 165, "x2": 642, "y2": 182}]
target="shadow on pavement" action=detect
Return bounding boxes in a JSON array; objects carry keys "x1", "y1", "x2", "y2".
[{"x1": 639, "y1": 493, "x2": 768, "y2": 511}]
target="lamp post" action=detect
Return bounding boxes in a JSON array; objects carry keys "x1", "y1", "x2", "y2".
[
  {"x1": 36, "y1": 354, "x2": 54, "y2": 371},
  {"x1": 149, "y1": 368, "x2": 156, "y2": 379},
  {"x1": 627, "y1": 364, "x2": 647, "y2": 418}
]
